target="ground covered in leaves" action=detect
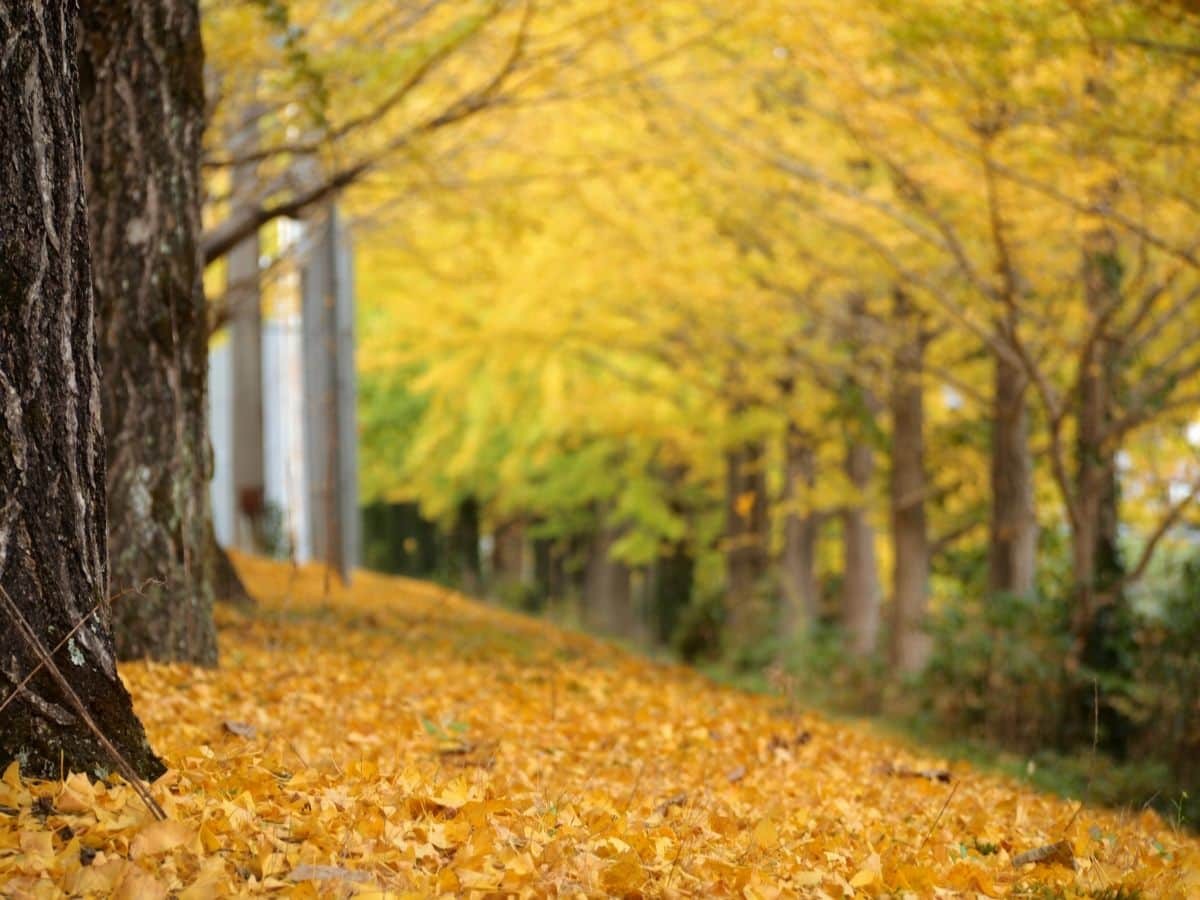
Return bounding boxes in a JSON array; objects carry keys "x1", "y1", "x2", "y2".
[{"x1": 1, "y1": 556, "x2": 1197, "y2": 897}]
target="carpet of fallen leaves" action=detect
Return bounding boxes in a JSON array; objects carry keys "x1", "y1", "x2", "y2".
[{"x1": 1, "y1": 555, "x2": 1197, "y2": 898}]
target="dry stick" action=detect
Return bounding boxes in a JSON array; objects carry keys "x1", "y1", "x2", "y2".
[
  {"x1": 1063, "y1": 678, "x2": 1101, "y2": 836},
  {"x1": 0, "y1": 602, "x2": 100, "y2": 717},
  {"x1": 0, "y1": 584, "x2": 166, "y2": 821},
  {"x1": 918, "y1": 781, "x2": 960, "y2": 851},
  {"x1": 621, "y1": 756, "x2": 649, "y2": 813}
]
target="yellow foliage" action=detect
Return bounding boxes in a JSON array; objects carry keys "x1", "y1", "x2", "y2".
[{"x1": 1, "y1": 555, "x2": 1196, "y2": 896}]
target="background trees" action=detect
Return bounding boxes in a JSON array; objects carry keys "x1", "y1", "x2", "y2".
[
  {"x1": 346, "y1": 0, "x2": 1200, "y2": 785},
  {"x1": 5, "y1": 0, "x2": 1192, "y2": 806}
]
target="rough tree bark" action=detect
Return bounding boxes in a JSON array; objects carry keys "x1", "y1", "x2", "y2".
[
  {"x1": 724, "y1": 442, "x2": 771, "y2": 643},
  {"x1": 79, "y1": 0, "x2": 217, "y2": 664},
  {"x1": 0, "y1": 0, "x2": 163, "y2": 779},
  {"x1": 780, "y1": 425, "x2": 823, "y2": 637},
  {"x1": 988, "y1": 350, "x2": 1038, "y2": 597},
  {"x1": 887, "y1": 291, "x2": 931, "y2": 674}
]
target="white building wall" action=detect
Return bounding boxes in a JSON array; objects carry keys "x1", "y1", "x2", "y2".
[{"x1": 263, "y1": 314, "x2": 311, "y2": 561}]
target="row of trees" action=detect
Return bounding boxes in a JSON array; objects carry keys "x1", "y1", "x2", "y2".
[
  {"x1": 357, "y1": 0, "x2": 1200, "y2": 755},
  {"x1": 2, "y1": 0, "x2": 1196, "y2": 780},
  {"x1": 1, "y1": 0, "x2": 584, "y2": 779}
]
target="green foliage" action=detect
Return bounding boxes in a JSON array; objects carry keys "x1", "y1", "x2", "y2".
[{"x1": 922, "y1": 590, "x2": 1074, "y2": 750}]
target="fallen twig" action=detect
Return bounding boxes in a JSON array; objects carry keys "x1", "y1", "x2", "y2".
[
  {"x1": 876, "y1": 760, "x2": 952, "y2": 783},
  {"x1": 0, "y1": 578, "x2": 162, "y2": 719},
  {"x1": 918, "y1": 781, "x2": 959, "y2": 850},
  {"x1": 0, "y1": 584, "x2": 165, "y2": 820}
]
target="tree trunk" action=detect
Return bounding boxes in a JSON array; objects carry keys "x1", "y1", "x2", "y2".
[
  {"x1": 780, "y1": 425, "x2": 822, "y2": 637},
  {"x1": 1070, "y1": 201, "x2": 1130, "y2": 755},
  {"x1": 888, "y1": 291, "x2": 931, "y2": 674},
  {"x1": 79, "y1": 0, "x2": 217, "y2": 664},
  {"x1": 988, "y1": 349, "x2": 1037, "y2": 596},
  {"x1": 301, "y1": 203, "x2": 359, "y2": 584},
  {"x1": 450, "y1": 497, "x2": 482, "y2": 594},
  {"x1": 650, "y1": 542, "x2": 695, "y2": 646},
  {"x1": 533, "y1": 536, "x2": 567, "y2": 609},
  {"x1": 842, "y1": 430, "x2": 881, "y2": 657},
  {"x1": 228, "y1": 106, "x2": 265, "y2": 554},
  {"x1": 209, "y1": 520, "x2": 253, "y2": 609},
  {"x1": 0, "y1": 1, "x2": 163, "y2": 780},
  {"x1": 583, "y1": 527, "x2": 634, "y2": 639},
  {"x1": 724, "y1": 442, "x2": 770, "y2": 643},
  {"x1": 492, "y1": 518, "x2": 527, "y2": 588}
]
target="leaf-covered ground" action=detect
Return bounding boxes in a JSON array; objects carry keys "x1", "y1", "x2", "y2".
[{"x1": 1, "y1": 556, "x2": 1197, "y2": 898}]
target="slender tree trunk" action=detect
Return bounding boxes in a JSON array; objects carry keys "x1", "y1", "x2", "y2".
[
  {"x1": 208, "y1": 519, "x2": 253, "y2": 609},
  {"x1": 492, "y1": 518, "x2": 527, "y2": 589},
  {"x1": 780, "y1": 425, "x2": 822, "y2": 637},
  {"x1": 988, "y1": 349, "x2": 1037, "y2": 596},
  {"x1": 724, "y1": 442, "x2": 771, "y2": 643},
  {"x1": 842, "y1": 427, "x2": 881, "y2": 657},
  {"x1": 583, "y1": 527, "x2": 634, "y2": 639},
  {"x1": 0, "y1": 0, "x2": 163, "y2": 779},
  {"x1": 79, "y1": 0, "x2": 217, "y2": 664},
  {"x1": 1073, "y1": 205, "x2": 1126, "y2": 644},
  {"x1": 301, "y1": 203, "x2": 359, "y2": 584},
  {"x1": 532, "y1": 534, "x2": 565, "y2": 610},
  {"x1": 450, "y1": 497, "x2": 482, "y2": 594},
  {"x1": 888, "y1": 291, "x2": 931, "y2": 674},
  {"x1": 650, "y1": 541, "x2": 695, "y2": 645},
  {"x1": 1070, "y1": 200, "x2": 1130, "y2": 755},
  {"x1": 228, "y1": 105, "x2": 265, "y2": 554}
]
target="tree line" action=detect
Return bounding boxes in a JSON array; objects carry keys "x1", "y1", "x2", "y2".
[{"x1": 355, "y1": 0, "x2": 1200, "y2": 775}]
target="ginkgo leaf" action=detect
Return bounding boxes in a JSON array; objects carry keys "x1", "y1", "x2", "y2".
[
  {"x1": 129, "y1": 820, "x2": 194, "y2": 859},
  {"x1": 0, "y1": 554, "x2": 1195, "y2": 897}
]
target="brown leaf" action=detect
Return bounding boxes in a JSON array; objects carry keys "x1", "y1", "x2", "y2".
[
  {"x1": 222, "y1": 720, "x2": 257, "y2": 739},
  {"x1": 1012, "y1": 839, "x2": 1075, "y2": 870},
  {"x1": 288, "y1": 863, "x2": 373, "y2": 884},
  {"x1": 654, "y1": 792, "x2": 688, "y2": 816}
]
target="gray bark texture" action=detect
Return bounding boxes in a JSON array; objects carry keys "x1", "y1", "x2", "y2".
[
  {"x1": 302, "y1": 204, "x2": 359, "y2": 584},
  {"x1": 988, "y1": 350, "x2": 1038, "y2": 596},
  {"x1": 841, "y1": 426, "x2": 881, "y2": 657},
  {"x1": 780, "y1": 426, "x2": 822, "y2": 636},
  {"x1": 887, "y1": 292, "x2": 931, "y2": 674},
  {"x1": 0, "y1": 0, "x2": 164, "y2": 780},
  {"x1": 79, "y1": 0, "x2": 217, "y2": 664}
]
